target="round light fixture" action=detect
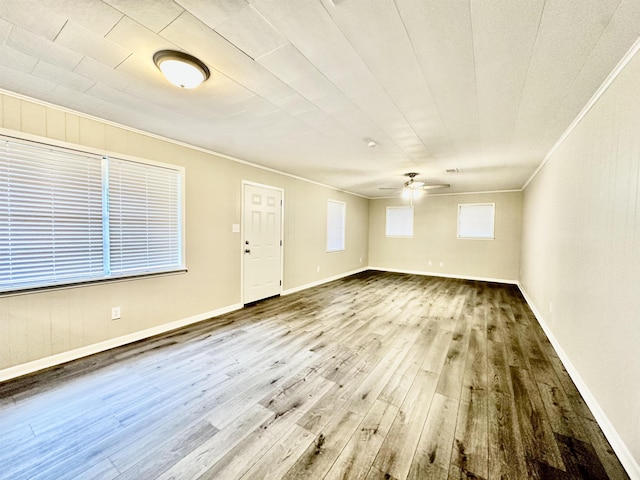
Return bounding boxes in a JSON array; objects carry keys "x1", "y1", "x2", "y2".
[{"x1": 153, "y1": 50, "x2": 210, "y2": 89}]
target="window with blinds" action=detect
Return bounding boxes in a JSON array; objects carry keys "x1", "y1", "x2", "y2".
[
  {"x1": 0, "y1": 136, "x2": 184, "y2": 293},
  {"x1": 457, "y1": 203, "x2": 495, "y2": 239},
  {"x1": 385, "y1": 206, "x2": 413, "y2": 237},
  {"x1": 326, "y1": 199, "x2": 346, "y2": 252}
]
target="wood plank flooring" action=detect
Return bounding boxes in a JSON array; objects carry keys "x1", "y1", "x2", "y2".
[{"x1": 0, "y1": 271, "x2": 630, "y2": 479}]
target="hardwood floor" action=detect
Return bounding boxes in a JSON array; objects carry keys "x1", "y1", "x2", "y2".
[{"x1": 0, "y1": 271, "x2": 630, "y2": 479}]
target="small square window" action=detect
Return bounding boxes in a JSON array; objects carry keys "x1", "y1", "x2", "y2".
[
  {"x1": 457, "y1": 203, "x2": 495, "y2": 239},
  {"x1": 386, "y1": 206, "x2": 413, "y2": 237}
]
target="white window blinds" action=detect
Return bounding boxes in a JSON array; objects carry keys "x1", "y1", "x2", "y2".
[
  {"x1": 108, "y1": 159, "x2": 182, "y2": 276},
  {"x1": 327, "y1": 200, "x2": 346, "y2": 252},
  {"x1": 386, "y1": 206, "x2": 413, "y2": 237},
  {"x1": 0, "y1": 136, "x2": 184, "y2": 293},
  {"x1": 457, "y1": 203, "x2": 495, "y2": 239},
  {"x1": 0, "y1": 140, "x2": 104, "y2": 291}
]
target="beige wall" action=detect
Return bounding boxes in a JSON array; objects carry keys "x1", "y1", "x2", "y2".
[
  {"x1": 520, "y1": 51, "x2": 640, "y2": 466},
  {"x1": 0, "y1": 93, "x2": 369, "y2": 371},
  {"x1": 369, "y1": 192, "x2": 522, "y2": 282}
]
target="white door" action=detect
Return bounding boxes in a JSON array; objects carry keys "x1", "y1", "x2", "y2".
[{"x1": 243, "y1": 183, "x2": 283, "y2": 304}]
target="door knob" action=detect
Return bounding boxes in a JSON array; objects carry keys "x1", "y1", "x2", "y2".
[{"x1": 245, "y1": 249, "x2": 251, "y2": 253}]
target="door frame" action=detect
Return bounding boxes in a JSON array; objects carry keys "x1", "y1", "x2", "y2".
[{"x1": 240, "y1": 180, "x2": 284, "y2": 305}]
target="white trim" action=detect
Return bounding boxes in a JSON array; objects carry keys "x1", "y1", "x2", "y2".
[
  {"x1": 0, "y1": 303, "x2": 243, "y2": 383},
  {"x1": 0, "y1": 90, "x2": 367, "y2": 199},
  {"x1": 369, "y1": 266, "x2": 517, "y2": 285},
  {"x1": 282, "y1": 267, "x2": 368, "y2": 295},
  {"x1": 517, "y1": 284, "x2": 640, "y2": 480},
  {"x1": 428, "y1": 189, "x2": 521, "y2": 197},
  {"x1": 522, "y1": 36, "x2": 640, "y2": 191}
]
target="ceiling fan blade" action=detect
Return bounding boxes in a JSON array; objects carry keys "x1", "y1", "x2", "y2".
[
  {"x1": 421, "y1": 183, "x2": 450, "y2": 190},
  {"x1": 378, "y1": 187, "x2": 400, "y2": 190}
]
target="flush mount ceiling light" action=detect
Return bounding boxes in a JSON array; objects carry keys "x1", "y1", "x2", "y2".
[
  {"x1": 153, "y1": 50, "x2": 210, "y2": 89},
  {"x1": 363, "y1": 136, "x2": 377, "y2": 148}
]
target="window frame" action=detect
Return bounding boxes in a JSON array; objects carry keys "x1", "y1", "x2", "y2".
[
  {"x1": 326, "y1": 199, "x2": 346, "y2": 252},
  {"x1": 385, "y1": 206, "x2": 414, "y2": 237},
  {"x1": 0, "y1": 134, "x2": 186, "y2": 294},
  {"x1": 457, "y1": 203, "x2": 495, "y2": 240}
]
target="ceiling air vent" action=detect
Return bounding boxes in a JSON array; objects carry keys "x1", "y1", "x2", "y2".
[{"x1": 446, "y1": 168, "x2": 459, "y2": 173}]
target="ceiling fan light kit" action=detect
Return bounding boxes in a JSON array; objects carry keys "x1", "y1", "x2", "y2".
[
  {"x1": 402, "y1": 188, "x2": 423, "y2": 201},
  {"x1": 385, "y1": 172, "x2": 451, "y2": 203}
]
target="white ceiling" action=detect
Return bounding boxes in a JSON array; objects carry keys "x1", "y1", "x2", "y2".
[{"x1": 0, "y1": 0, "x2": 638, "y2": 197}]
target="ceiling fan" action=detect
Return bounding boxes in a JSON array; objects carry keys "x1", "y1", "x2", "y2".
[{"x1": 380, "y1": 172, "x2": 450, "y2": 201}]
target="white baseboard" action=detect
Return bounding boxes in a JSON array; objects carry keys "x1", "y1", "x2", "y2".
[
  {"x1": 518, "y1": 284, "x2": 640, "y2": 479},
  {"x1": 369, "y1": 266, "x2": 518, "y2": 285},
  {"x1": 282, "y1": 267, "x2": 368, "y2": 296},
  {"x1": 0, "y1": 303, "x2": 243, "y2": 383}
]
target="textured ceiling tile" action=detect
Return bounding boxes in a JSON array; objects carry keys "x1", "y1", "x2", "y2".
[
  {"x1": 472, "y1": 0, "x2": 544, "y2": 158},
  {"x1": 244, "y1": 74, "x2": 294, "y2": 101},
  {"x1": 395, "y1": 0, "x2": 478, "y2": 157},
  {"x1": 270, "y1": 92, "x2": 317, "y2": 116},
  {"x1": 49, "y1": 83, "x2": 108, "y2": 114},
  {"x1": 114, "y1": 52, "x2": 163, "y2": 87},
  {"x1": 74, "y1": 56, "x2": 136, "y2": 91},
  {"x1": 288, "y1": 71, "x2": 340, "y2": 102},
  {"x1": 159, "y1": 12, "x2": 265, "y2": 86},
  {"x1": 230, "y1": 95, "x2": 279, "y2": 117},
  {"x1": 174, "y1": 0, "x2": 247, "y2": 29},
  {"x1": 326, "y1": 0, "x2": 454, "y2": 162},
  {"x1": 204, "y1": 75, "x2": 254, "y2": 104},
  {"x1": 87, "y1": 81, "x2": 157, "y2": 112},
  {"x1": 56, "y1": 22, "x2": 131, "y2": 69},
  {"x1": 103, "y1": 0, "x2": 184, "y2": 33},
  {"x1": 252, "y1": 0, "x2": 364, "y2": 79},
  {"x1": 332, "y1": 69, "x2": 415, "y2": 138},
  {"x1": 0, "y1": 45, "x2": 38, "y2": 73},
  {"x1": 0, "y1": 65, "x2": 59, "y2": 99},
  {"x1": 0, "y1": 17, "x2": 11, "y2": 43},
  {"x1": 124, "y1": 76, "x2": 194, "y2": 109},
  {"x1": 209, "y1": 5, "x2": 287, "y2": 59},
  {"x1": 256, "y1": 44, "x2": 318, "y2": 83},
  {"x1": 106, "y1": 16, "x2": 175, "y2": 60},
  {"x1": 0, "y1": 0, "x2": 66, "y2": 40},
  {"x1": 36, "y1": 0, "x2": 123, "y2": 36},
  {"x1": 86, "y1": 81, "x2": 198, "y2": 129},
  {"x1": 321, "y1": 102, "x2": 384, "y2": 138},
  {"x1": 7, "y1": 25, "x2": 84, "y2": 70},
  {"x1": 32, "y1": 60, "x2": 95, "y2": 93}
]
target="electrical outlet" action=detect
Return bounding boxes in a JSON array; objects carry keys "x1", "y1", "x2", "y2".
[
  {"x1": 439, "y1": 262, "x2": 444, "y2": 267},
  {"x1": 111, "y1": 307, "x2": 121, "y2": 320},
  {"x1": 316, "y1": 266, "x2": 320, "y2": 272},
  {"x1": 428, "y1": 260, "x2": 432, "y2": 266}
]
